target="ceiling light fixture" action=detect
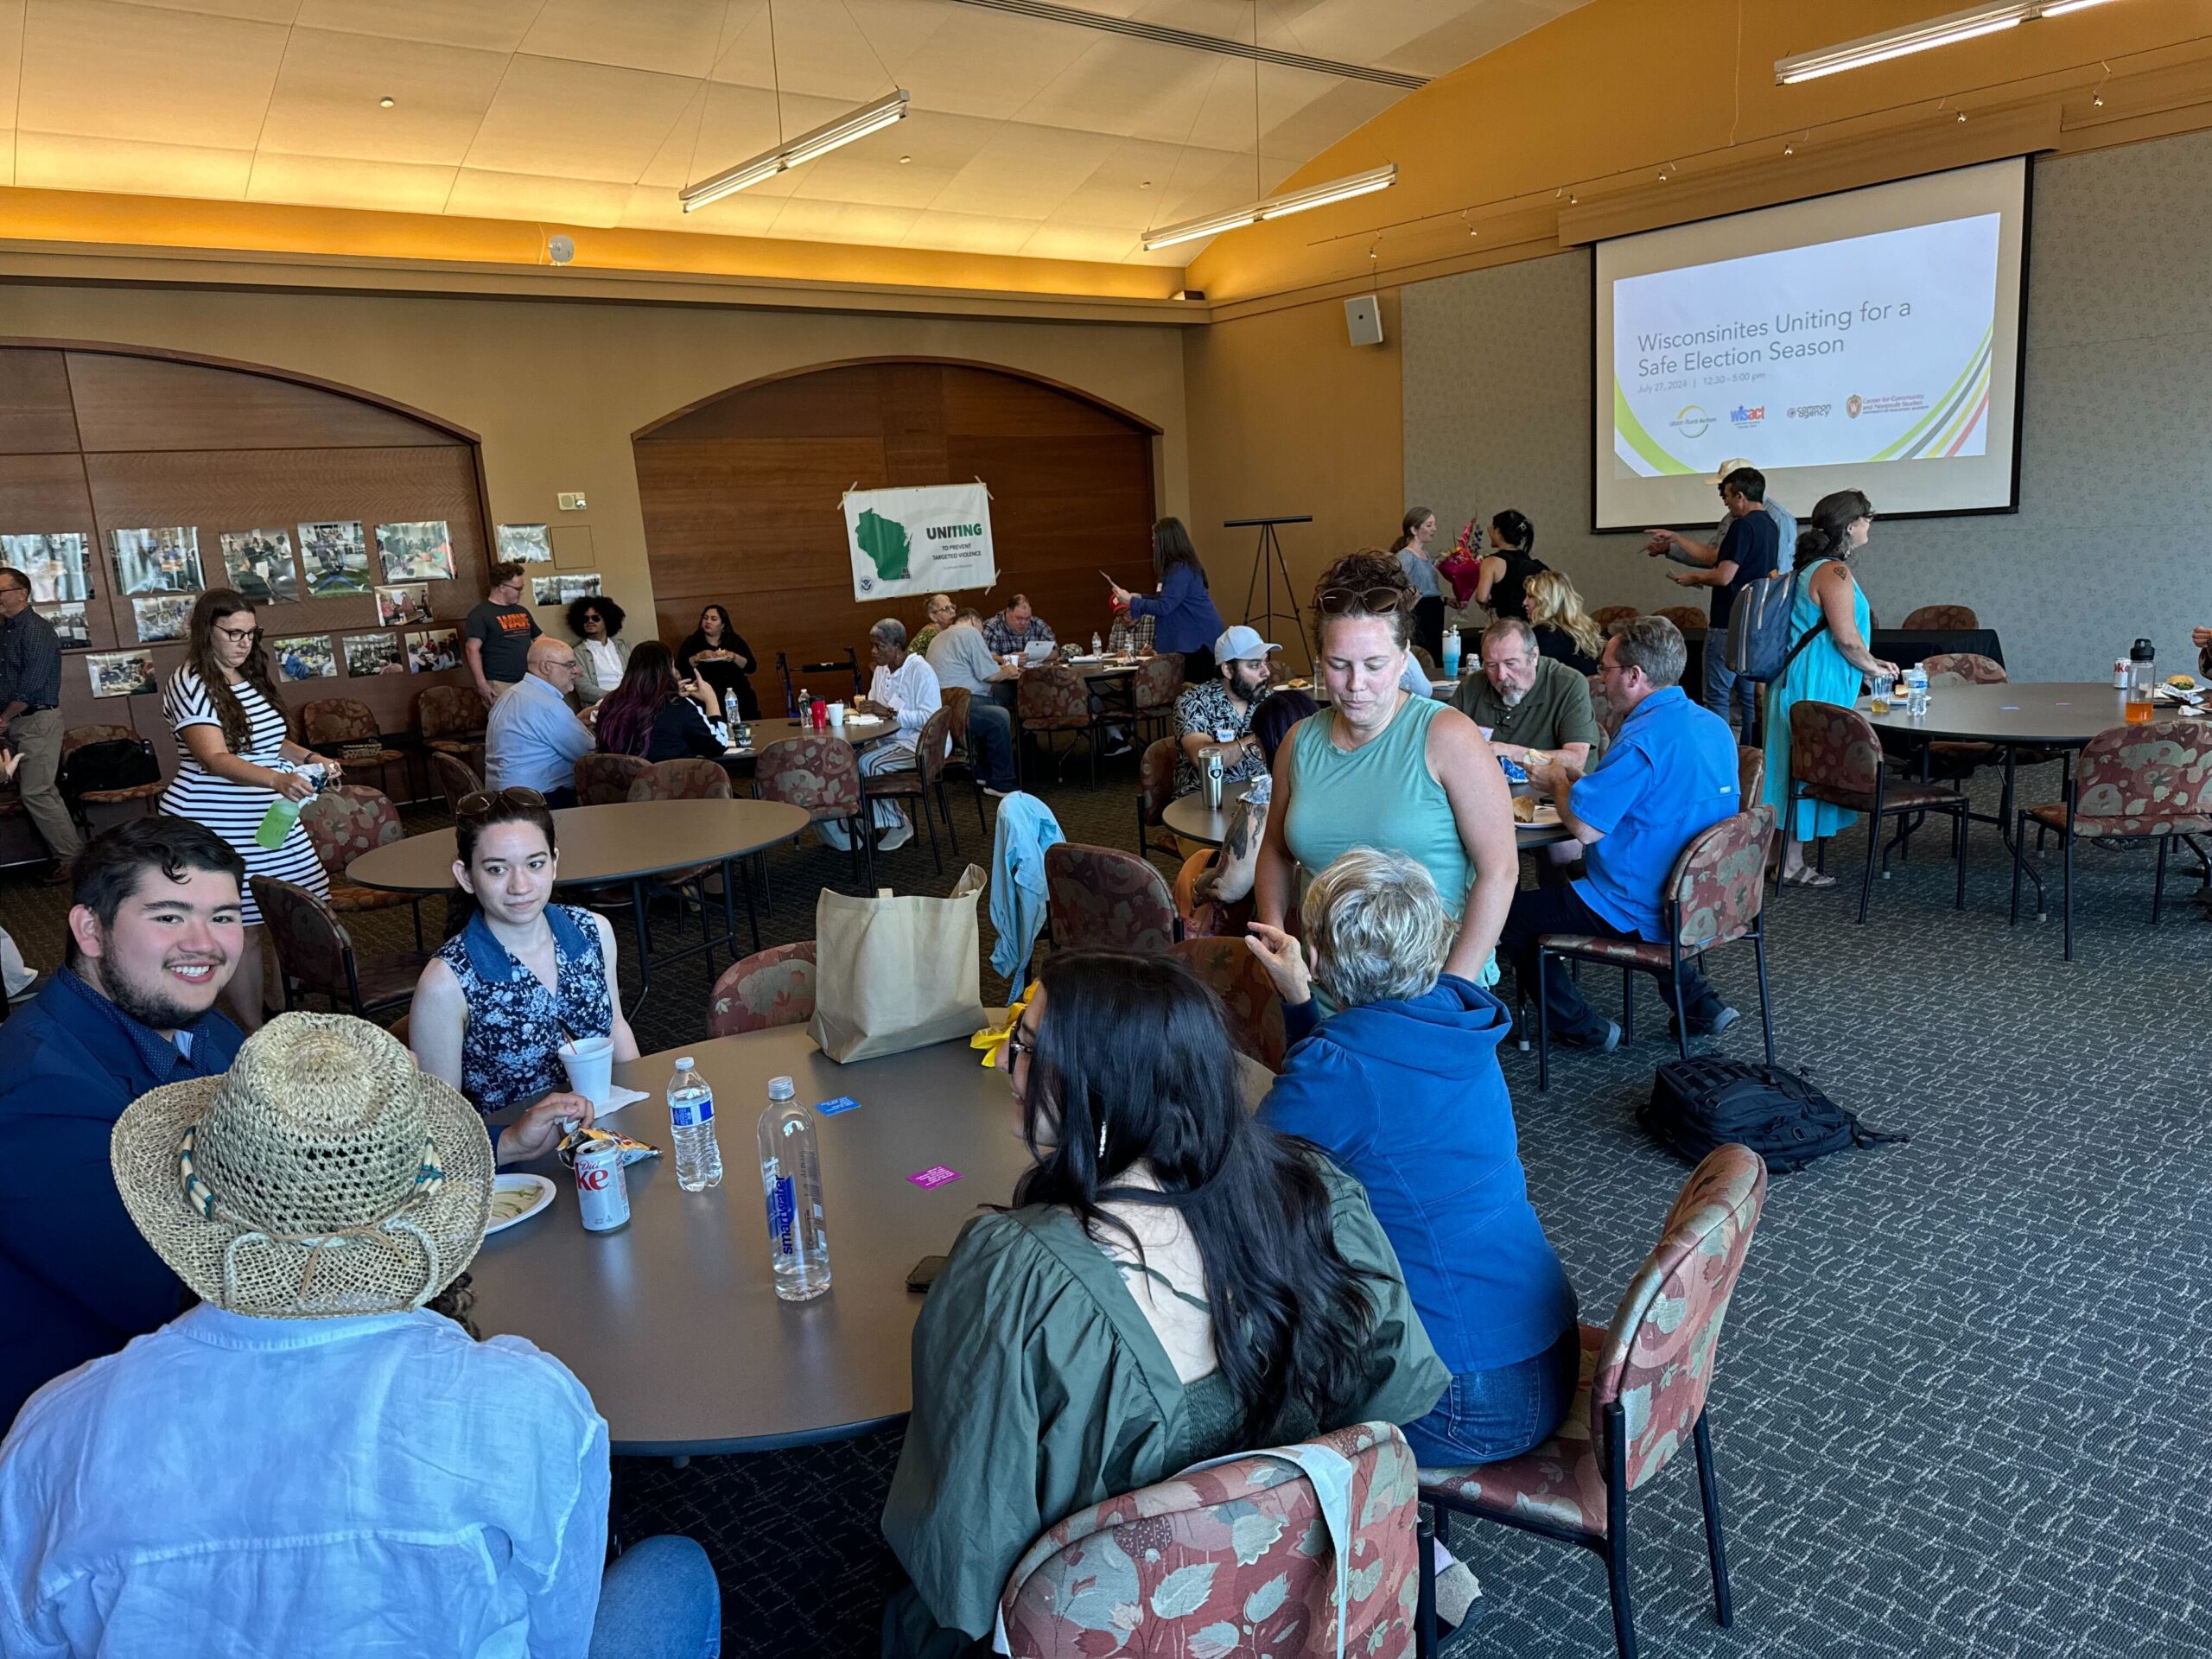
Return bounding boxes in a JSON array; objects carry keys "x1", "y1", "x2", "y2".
[
  {"x1": 681, "y1": 88, "x2": 909, "y2": 212},
  {"x1": 1775, "y1": 0, "x2": 2121, "y2": 86},
  {"x1": 378, "y1": 96, "x2": 395, "y2": 108},
  {"x1": 1141, "y1": 162, "x2": 1395, "y2": 251}
]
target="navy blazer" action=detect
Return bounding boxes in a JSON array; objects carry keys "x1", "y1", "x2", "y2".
[{"x1": 0, "y1": 969, "x2": 243, "y2": 1427}]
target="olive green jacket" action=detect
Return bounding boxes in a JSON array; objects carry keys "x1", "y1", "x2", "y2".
[{"x1": 880, "y1": 1157, "x2": 1448, "y2": 1655}]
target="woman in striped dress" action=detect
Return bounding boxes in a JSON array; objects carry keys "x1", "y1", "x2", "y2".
[{"x1": 162, "y1": 588, "x2": 337, "y2": 1029}]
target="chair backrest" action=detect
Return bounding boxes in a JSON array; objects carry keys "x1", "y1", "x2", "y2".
[
  {"x1": 999, "y1": 1420, "x2": 1421, "y2": 1659},
  {"x1": 1901, "y1": 603, "x2": 1978, "y2": 630},
  {"x1": 1130, "y1": 652, "x2": 1184, "y2": 712},
  {"x1": 755, "y1": 734, "x2": 861, "y2": 821},
  {"x1": 430, "y1": 750, "x2": 483, "y2": 815},
  {"x1": 1788, "y1": 699, "x2": 1883, "y2": 798},
  {"x1": 250, "y1": 874, "x2": 356, "y2": 1002},
  {"x1": 1136, "y1": 737, "x2": 1179, "y2": 830},
  {"x1": 1663, "y1": 804, "x2": 1775, "y2": 952},
  {"x1": 62, "y1": 722, "x2": 137, "y2": 754},
  {"x1": 708, "y1": 941, "x2": 817, "y2": 1037},
  {"x1": 1656, "y1": 605, "x2": 1707, "y2": 632},
  {"x1": 628, "y1": 757, "x2": 733, "y2": 802},
  {"x1": 1586, "y1": 674, "x2": 1625, "y2": 741},
  {"x1": 1592, "y1": 604, "x2": 1639, "y2": 630},
  {"x1": 1919, "y1": 651, "x2": 2005, "y2": 685},
  {"x1": 299, "y1": 785, "x2": 403, "y2": 882},
  {"x1": 573, "y1": 751, "x2": 648, "y2": 807},
  {"x1": 940, "y1": 685, "x2": 973, "y2": 754},
  {"x1": 416, "y1": 683, "x2": 490, "y2": 741},
  {"x1": 1169, "y1": 936, "x2": 1287, "y2": 1071},
  {"x1": 1589, "y1": 1144, "x2": 1768, "y2": 1492},
  {"x1": 1735, "y1": 744, "x2": 1765, "y2": 804},
  {"x1": 1018, "y1": 663, "x2": 1092, "y2": 728},
  {"x1": 913, "y1": 704, "x2": 953, "y2": 786},
  {"x1": 1046, "y1": 841, "x2": 1179, "y2": 953},
  {"x1": 302, "y1": 697, "x2": 378, "y2": 745},
  {"x1": 1408, "y1": 643, "x2": 1439, "y2": 679},
  {"x1": 2070, "y1": 718, "x2": 2212, "y2": 831}
]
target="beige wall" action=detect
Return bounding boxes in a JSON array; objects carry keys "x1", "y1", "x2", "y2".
[
  {"x1": 0, "y1": 284, "x2": 1192, "y2": 642},
  {"x1": 1182, "y1": 292, "x2": 1405, "y2": 656}
]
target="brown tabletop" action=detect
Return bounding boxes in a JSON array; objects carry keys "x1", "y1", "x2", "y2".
[
  {"x1": 344, "y1": 798, "x2": 812, "y2": 893},
  {"x1": 741, "y1": 715, "x2": 899, "y2": 753},
  {"x1": 466, "y1": 1022, "x2": 1270, "y2": 1455},
  {"x1": 1859, "y1": 682, "x2": 2156, "y2": 747}
]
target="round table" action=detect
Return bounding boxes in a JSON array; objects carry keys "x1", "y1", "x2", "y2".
[
  {"x1": 741, "y1": 715, "x2": 897, "y2": 752},
  {"x1": 1859, "y1": 681, "x2": 2148, "y2": 746},
  {"x1": 1160, "y1": 778, "x2": 1575, "y2": 851},
  {"x1": 346, "y1": 798, "x2": 810, "y2": 989},
  {"x1": 467, "y1": 1022, "x2": 1269, "y2": 1455}
]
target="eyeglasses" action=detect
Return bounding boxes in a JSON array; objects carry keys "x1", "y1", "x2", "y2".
[
  {"x1": 455, "y1": 786, "x2": 547, "y2": 819},
  {"x1": 1007, "y1": 1024, "x2": 1039, "y2": 1062},
  {"x1": 214, "y1": 626, "x2": 264, "y2": 644},
  {"x1": 1318, "y1": 586, "x2": 1411, "y2": 616}
]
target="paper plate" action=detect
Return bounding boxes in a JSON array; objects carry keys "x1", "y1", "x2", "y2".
[{"x1": 486, "y1": 1173, "x2": 556, "y2": 1234}]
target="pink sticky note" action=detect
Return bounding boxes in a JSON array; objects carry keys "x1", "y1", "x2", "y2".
[{"x1": 907, "y1": 1165, "x2": 963, "y2": 1190}]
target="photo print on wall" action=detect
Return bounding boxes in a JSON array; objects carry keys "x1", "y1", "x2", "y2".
[
  {"x1": 271, "y1": 633, "x2": 338, "y2": 681},
  {"x1": 132, "y1": 593, "x2": 195, "y2": 644},
  {"x1": 2, "y1": 533, "x2": 92, "y2": 602},
  {"x1": 219, "y1": 530, "x2": 301, "y2": 605},
  {"x1": 406, "y1": 628, "x2": 461, "y2": 672},
  {"x1": 38, "y1": 601, "x2": 90, "y2": 652},
  {"x1": 375, "y1": 583, "x2": 434, "y2": 627},
  {"x1": 376, "y1": 520, "x2": 454, "y2": 583},
  {"x1": 343, "y1": 632, "x2": 405, "y2": 677},
  {"x1": 298, "y1": 521, "x2": 372, "y2": 594},
  {"x1": 111, "y1": 527, "x2": 202, "y2": 596},
  {"x1": 496, "y1": 524, "x2": 553, "y2": 563},
  {"x1": 87, "y1": 650, "x2": 158, "y2": 698}
]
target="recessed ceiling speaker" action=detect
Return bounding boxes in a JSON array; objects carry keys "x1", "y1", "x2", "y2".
[
  {"x1": 1344, "y1": 294, "x2": 1383, "y2": 346},
  {"x1": 547, "y1": 234, "x2": 575, "y2": 265}
]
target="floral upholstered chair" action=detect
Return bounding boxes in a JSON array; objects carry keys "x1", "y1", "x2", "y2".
[
  {"x1": 1419, "y1": 1145, "x2": 1769, "y2": 1659},
  {"x1": 1789, "y1": 700, "x2": 1967, "y2": 924},
  {"x1": 708, "y1": 941, "x2": 817, "y2": 1038},
  {"x1": 1135, "y1": 738, "x2": 1183, "y2": 870},
  {"x1": 1734, "y1": 745, "x2": 1765, "y2": 806},
  {"x1": 1592, "y1": 605, "x2": 1639, "y2": 632},
  {"x1": 430, "y1": 750, "x2": 482, "y2": 816},
  {"x1": 1586, "y1": 675, "x2": 1625, "y2": 743},
  {"x1": 250, "y1": 874, "x2": 431, "y2": 1021},
  {"x1": 1168, "y1": 936, "x2": 1287, "y2": 1071},
  {"x1": 1128, "y1": 653, "x2": 1185, "y2": 744},
  {"x1": 1900, "y1": 603, "x2": 1979, "y2": 630},
  {"x1": 300, "y1": 785, "x2": 425, "y2": 949},
  {"x1": 1044, "y1": 842, "x2": 1179, "y2": 955},
  {"x1": 415, "y1": 684, "x2": 490, "y2": 761},
  {"x1": 755, "y1": 734, "x2": 870, "y2": 884},
  {"x1": 302, "y1": 696, "x2": 404, "y2": 797},
  {"x1": 1532, "y1": 806, "x2": 1777, "y2": 1092},
  {"x1": 1019, "y1": 664, "x2": 1105, "y2": 788},
  {"x1": 626, "y1": 760, "x2": 732, "y2": 897},
  {"x1": 1001, "y1": 1420, "x2": 1421, "y2": 1659},
  {"x1": 1655, "y1": 606, "x2": 1707, "y2": 632},
  {"x1": 574, "y1": 752, "x2": 648, "y2": 806},
  {"x1": 2011, "y1": 717, "x2": 2212, "y2": 961}
]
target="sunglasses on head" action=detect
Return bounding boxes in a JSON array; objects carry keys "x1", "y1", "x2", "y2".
[
  {"x1": 1318, "y1": 586, "x2": 1411, "y2": 617},
  {"x1": 455, "y1": 786, "x2": 547, "y2": 819}
]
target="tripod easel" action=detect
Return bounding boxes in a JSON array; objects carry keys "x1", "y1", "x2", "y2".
[{"x1": 1226, "y1": 514, "x2": 1313, "y2": 675}]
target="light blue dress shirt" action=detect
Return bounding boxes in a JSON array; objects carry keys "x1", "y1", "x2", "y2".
[
  {"x1": 0, "y1": 1304, "x2": 610, "y2": 1658},
  {"x1": 486, "y1": 671, "x2": 597, "y2": 795},
  {"x1": 1567, "y1": 685, "x2": 1739, "y2": 940}
]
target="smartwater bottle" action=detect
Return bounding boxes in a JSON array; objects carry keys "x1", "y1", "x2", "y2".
[
  {"x1": 758, "y1": 1077, "x2": 831, "y2": 1301},
  {"x1": 667, "y1": 1057, "x2": 722, "y2": 1192}
]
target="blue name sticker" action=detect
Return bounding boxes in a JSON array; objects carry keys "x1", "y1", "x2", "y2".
[{"x1": 817, "y1": 1096, "x2": 863, "y2": 1116}]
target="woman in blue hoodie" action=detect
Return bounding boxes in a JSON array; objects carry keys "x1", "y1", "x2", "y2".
[{"x1": 1249, "y1": 845, "x2": 1578, "y2": 1467}]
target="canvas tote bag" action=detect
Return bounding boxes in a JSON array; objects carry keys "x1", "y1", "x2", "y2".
[{"x1": 809, "y1": 866, "x2": 988, "y2": 1063}]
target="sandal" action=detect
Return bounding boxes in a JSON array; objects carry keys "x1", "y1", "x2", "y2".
[{"x1": 1781, "y1": 868, "x2": 1838, "y2": 889}]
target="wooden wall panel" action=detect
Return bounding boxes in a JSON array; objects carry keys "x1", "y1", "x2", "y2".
[
  {"x1": 634, "y1": 359, "x2": 1160, "y2": 709},
  {"x1": 0, "y1": 346, "x2": 491, "y2": 830}
]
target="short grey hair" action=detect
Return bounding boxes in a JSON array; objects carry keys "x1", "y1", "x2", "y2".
[
  {"x1": 1482, "y1": 615, "x2": 1535, "y2": 655},
  {"x1": 956, "y1": 607, "x2": 985, "y2": 626},
  {"x1": 927, "y1": 592, "x2": 955, "y2": 613},
  {"x1": 1609, "y1": 614, "x2": 1686, "y2": 689},
  {"x1": 1300, "y1": 848, "x2": 1454, "y2": 1008},
  {"x1": 870, "y1": 617, "x2": 907, "y2": 650}
]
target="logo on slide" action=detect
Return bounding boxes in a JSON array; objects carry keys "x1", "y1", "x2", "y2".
[
  {"x1": 1729, "y1": 404, "x2": 1765, "y2": 428},
  {"x1": 1669, "y1": 404, "x2": 1713, "y2": 440},
  {"x1": 1787, "y1": 404, "x2": 1832, "y2": 420},
  {"x1": 1847, "y1": 395, "x2": 1864, "y2": 419}
]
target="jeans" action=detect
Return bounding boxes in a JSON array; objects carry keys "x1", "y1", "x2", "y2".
[
  {"x1": 1702, "y1": 628, "x2": 1757, "y2": 742},
  {"x1": 1402, "y1": 1324, "x2": 1584, "y2": 1466},
  {"x1": 1498, "y1": 883, "x2": 1727, "y2": 1044},
  {"x1": 965, "y1": 701, "x2": 1017, "y2": 790},
  {"x1": 589, "y1": 1534, "x2": 721, "y2": 1659}
]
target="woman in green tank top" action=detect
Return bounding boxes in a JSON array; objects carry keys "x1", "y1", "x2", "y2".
[{"x1": 1255, "y1": 550, "x2": 1521, "y2": 985}]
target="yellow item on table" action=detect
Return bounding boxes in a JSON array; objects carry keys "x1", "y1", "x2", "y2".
[{"x1": 972, "y1": 982, "x2": 1039, "y2": 1067}]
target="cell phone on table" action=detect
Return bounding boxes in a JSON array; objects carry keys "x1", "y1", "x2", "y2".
[{"x1": 906, "y1": 1255, "x2": 948, "y2": 1294}]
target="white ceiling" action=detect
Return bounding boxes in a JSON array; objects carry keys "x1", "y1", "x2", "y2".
[{"x1": 0, "y1": 0, "x2": 1589, "y2": 265}]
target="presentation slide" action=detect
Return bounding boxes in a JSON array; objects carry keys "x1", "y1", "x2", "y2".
[{"x1": 1593, "y1": 158, "x2": 2028, "y2": 530}]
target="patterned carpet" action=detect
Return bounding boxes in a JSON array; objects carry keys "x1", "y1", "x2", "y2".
[{"x1": 6, "y1": 751, "x2": 2208, "y2": 1659}]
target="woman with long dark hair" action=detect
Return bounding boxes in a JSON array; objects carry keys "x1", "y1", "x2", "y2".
[
  {"x1": 594, "y1": 641, "x2": 725, "y2": 762},
  {"x1": 1472, "y1": 509, "x2": 1548, "y2": 621},
  {"x1": 881, "y1": 951, "x2": 1446, "y2": 1656},
  {"x1": 158, "y1": 588, "x2": 336, "y2": 1028},
  {"x1": 1391, "y1": 505, "x2": 1445, "y2": 664},
  {"x1": 1108, "y1": 517, "x2": 1226, "y2": 683},
  {"x1": 1762, "y1": 488, "x2": 1898, "y2": 885},
  {"x1": 675, "y1": 603, "x2": 760, "y2": 721}
]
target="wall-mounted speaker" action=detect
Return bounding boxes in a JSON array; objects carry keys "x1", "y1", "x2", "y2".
[{"x1": 1344, "y1": 295, "x2": 1384, "y2": 346}]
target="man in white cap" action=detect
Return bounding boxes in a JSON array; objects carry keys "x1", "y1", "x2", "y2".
[
  {"x1": 0, "y1": 1014, "x2": 721, "y2": 1657},
  {"x1": 1173, "y1": 624, "x2": 1279, "y2": 798},
  {"x1": 1643, "y1": 456, "x2": 1796, "y2": 574}
]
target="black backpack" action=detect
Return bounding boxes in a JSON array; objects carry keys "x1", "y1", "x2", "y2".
[
  {"x1": 58, "y1": 735, "x2": 161, "y2": 799},
  {"x1": 1640, "y1": 1058, "x2": 1908, "y2": 1174}
]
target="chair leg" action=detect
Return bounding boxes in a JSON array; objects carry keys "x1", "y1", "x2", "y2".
[
  {"x1": 938, "y1": 780, "x2": 959, "y2": 858},
  {"x1": 2153, "y1": 836, "x2": 2171, "y2": 925},
  {"x1": 410, "y1": 897, "x2": 424, "y2": 952},
  {"x1": 1621, "y1": 966, "x2": 1635, "y2": 1043},
  {"x1": 1953, "y1": 804, "x2": 1967, "y2": 910},
  {"x1": 1535, "y1": 950, "x2": 1551, "y2": 1094},
  {"x1": 921, "y1": 791, "x2": 943, "y2": 874},
  {"x1": 1693, "y1": 1411, "x2": 1734, "y2": 1628},
  {"x1": 2009, "y1": 807, "x2": 2028, "y2": 925},
  {"x1": 1603, "y1": 1405, "x2": 1638, "y2": 1659},
  {"x1": 1669, "y1": 950, "x2": 1690, "y2": 1060},
  {"x1": 1416, "y1": 1509, "x2": 1440, "y2": 1659},
  {"x1": 1857, "y1": 792, "x2": 1883, "y2": 925},
  {"x1": 2062, "y1": 817, "x2": 2075, "y2": 963},
  {"x1": 1752, "y1": 929, "x2": 1777, "y2": 1066}
]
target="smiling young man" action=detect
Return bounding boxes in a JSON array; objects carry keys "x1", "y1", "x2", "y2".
[{"x1": 0, "y1": 818, "x2": 250, "y2": 1427}]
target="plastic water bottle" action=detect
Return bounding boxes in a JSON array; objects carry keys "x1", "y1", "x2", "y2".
[
  {"x1": 758, "y1": 1077, "x2": 831, "y2": 1301},
  {"x1": 667, "y1": 1057, "x2": 722, "y2": 1192},
  {"x1": 1090, "y1": 631, "x2": 1103, "y2": 657},
  {"x1": 1441, "y1": 631, "x2": 1463, "y2": 679},
  {"x1": 1904, "y1": 664, "x2": 1929, "y2": 717}
]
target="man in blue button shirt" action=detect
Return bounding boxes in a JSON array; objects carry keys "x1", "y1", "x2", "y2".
[
  {"x1": 0, "y1": 817, "x2": 248, "y2": 1427},
  {"x1": 483, "y1": 636, "x2": 594, "y2": 807},
  {"x1": 1499, "y1": 616, "x2": 1741, "y2": 1049}
]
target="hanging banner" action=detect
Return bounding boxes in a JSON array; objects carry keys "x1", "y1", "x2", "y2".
[{"x1": 841, "y1": 481, "x2": 996, "y2": 602}]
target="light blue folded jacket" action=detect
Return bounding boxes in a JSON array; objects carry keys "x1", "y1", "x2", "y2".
[{"x1": 988, "y1": 792, "x2": 1063, "y2": 987}]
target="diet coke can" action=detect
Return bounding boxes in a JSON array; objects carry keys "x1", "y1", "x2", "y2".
[{"x1": 573, "y1": 1142, "x2": 631, "y2": 1233}]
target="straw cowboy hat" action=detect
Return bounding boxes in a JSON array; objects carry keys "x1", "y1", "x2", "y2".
[{"x1": 111, "y1": 1013, "x2": 494, "y2": 1319}]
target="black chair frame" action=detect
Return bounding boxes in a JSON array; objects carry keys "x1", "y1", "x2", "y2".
[{"x1": 776, "y1": 649, "x2": 863, "y2": 715}]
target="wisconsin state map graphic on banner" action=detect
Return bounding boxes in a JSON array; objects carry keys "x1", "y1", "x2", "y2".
[{"x1": 842, "y1": 481, "x2": 996, "y2": 602}]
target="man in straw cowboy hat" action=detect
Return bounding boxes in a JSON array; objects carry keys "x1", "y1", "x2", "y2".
[{"x1": 0, "y1": 1014, "x2": 719, "y2": 1657}]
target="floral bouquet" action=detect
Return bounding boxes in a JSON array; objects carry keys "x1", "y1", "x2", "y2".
[{"x1": 1436, "y1": 518, "x2": 1484, "y2": 608}]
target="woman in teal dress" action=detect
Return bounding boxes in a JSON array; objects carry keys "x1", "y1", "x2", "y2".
[{"x1": 1762, "y1": 489, "x2": 1901, "y2": 885}]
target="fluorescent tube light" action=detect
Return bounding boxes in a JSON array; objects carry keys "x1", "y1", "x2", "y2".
[
  {"x1": 1142, "y1": 163, "x2": 1395, "y2": 251},
  {"x1": 2036, "y1": 0, "x2": 2117, "y2": 14},
  {"x1": 1776, "y1": 3, "x2": 2029, "y2": 85},
  {"x1": 682, "y1": 89, "x2": 909, "y2": 212}
]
